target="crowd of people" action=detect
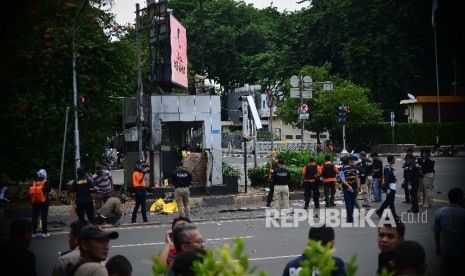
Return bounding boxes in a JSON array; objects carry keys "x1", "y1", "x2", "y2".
[{"x1": 2, "y1": 148, "x2": 464, "y2": 275}]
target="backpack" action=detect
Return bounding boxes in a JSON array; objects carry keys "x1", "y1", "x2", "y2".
[{"x1": 29, "y1": 180, "x2": 46, "y2": 204}]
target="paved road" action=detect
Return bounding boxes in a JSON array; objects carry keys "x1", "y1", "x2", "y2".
[{"x1": 28, "y1": 156, "x2": 465, "y2": 276}]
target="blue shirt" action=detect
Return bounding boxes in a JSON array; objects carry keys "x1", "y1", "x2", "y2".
[{"x1": 282, "y1": 254, "x2": 346, "y2": 276}]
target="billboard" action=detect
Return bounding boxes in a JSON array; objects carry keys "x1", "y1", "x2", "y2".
[{"x1": 169, "y1": 14, "x2": 188, "y2": 89}]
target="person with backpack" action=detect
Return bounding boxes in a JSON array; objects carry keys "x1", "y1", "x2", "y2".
[
  {"x1": 318, "y1": 155, "x2": 339, "y2": 208},
  {"x1": 301, "y1": 157, "x2": 320, "y2": 210},
  {"x1": 30, "y1": 168, "x2": 51, "y2": 237}
]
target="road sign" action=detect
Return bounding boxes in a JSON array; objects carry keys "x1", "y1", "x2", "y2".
[
  {"x1": 302, "y1": 89, "x2": 312, "y2": 99},
  {"x1": 290, "y1": 75, "x2": 299, "y2": 88},
  {"x1": 299, "y1": 104, "x2": 309, "y2": 114},
  {"x1": 290, "y1": 88, "x2": 300, "y2": 98},
  {"x1": 299, "y1": 114, "x2": 309, "y2": 120}
]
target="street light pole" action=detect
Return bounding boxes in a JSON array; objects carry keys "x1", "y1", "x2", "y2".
[{"x1": 72, "y1": 0, "x2": 89, "y2": 175}]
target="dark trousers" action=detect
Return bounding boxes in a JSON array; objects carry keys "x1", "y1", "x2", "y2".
[
  {"x1": 323, "y1": 181, "x2": 335, "y2": 206},
  {"x1": 410, "y1": 180, "x2": 419, "y2": 212},
  {"x1": 343, "y1": 189, "x2": 357, "y2": 222},
  {"x1": 76, "y1": 198, "x2": 95, "y2": 223},
  {"x1": 132, "y1": 187, "x2": 147, "y2": 222},
  {"x1": 32, "y1": 201, "x2": 49, "y2": 234},
  {"x1": 378, "y1": 189, "x2": 398, "y2": 217},
  {"x1": 303, "y1": 182, "x2": 319, "y2": 208},
  {"x1": 267, "y1": 184, "x2": 274, "y2": 206},
  {"x1": 402, "y1": 180, "x2": 410, "y2": 202}
]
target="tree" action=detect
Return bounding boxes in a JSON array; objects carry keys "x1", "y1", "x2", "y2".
[
  {"x1": 276, "y1": 64, "x2": 382, "y2": 146},
  {"x1": 0, "y1": 0, "x2": 138, "y2": 182}
]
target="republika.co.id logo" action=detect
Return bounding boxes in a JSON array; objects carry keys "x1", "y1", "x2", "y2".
[{"x1": 265, "y1": 208, "x2": 428, "y2": 228}]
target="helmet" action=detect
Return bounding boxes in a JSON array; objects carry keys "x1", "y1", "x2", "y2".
[{"x1": 37, "y1": 169, "x2": 47, "y2": 179}]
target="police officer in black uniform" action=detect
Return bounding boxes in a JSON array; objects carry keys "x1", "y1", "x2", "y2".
[
  {"x1": 71, "y1": 167, "x2": 97, "y2": 223},
  {"x1": 170, "y1": 161, "x2": 192, "y2": 219}
]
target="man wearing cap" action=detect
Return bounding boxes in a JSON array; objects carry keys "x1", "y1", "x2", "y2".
[
  {"x1": 371, "y1": 152, "x2": 383, "y2": 202},
  {"x1": 95, "y1": 194, "x2": 127, "y2": 227},
  {"x1": 71, "y1": 224, "x2": 119, "y2": 275},
  {"x1": 318, "y1": 155, "x2": 339, "y2": 207},
  {"x1": 78, "y1": 224, "x2": 118, "y2": 259}
]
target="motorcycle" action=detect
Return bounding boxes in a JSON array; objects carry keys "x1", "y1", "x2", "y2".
[{"x1": 437, "y1": 146, "x2": 458, "y2": 157}]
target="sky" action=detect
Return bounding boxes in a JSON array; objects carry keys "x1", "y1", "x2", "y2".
[{"x1": 111, "y1": 0, "x2": 308, "y2": 25}]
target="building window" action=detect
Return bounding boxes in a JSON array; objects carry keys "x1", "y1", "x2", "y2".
[
  {"x1": 296, "y1": 135, "x2": 302, "y2": 139},
  {"x1": 285, "y1": 135, "x2": 293, "y2": 139}
]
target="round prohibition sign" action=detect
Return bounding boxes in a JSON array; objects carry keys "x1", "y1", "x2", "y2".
[{"x1": 299, "y1": 104, "x2": 309, "y2": 114}]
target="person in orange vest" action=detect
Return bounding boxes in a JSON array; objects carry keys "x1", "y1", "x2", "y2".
[
  {"x1": 30, "y1": 169, "x2": 52, "y2": 237},
  {"x1": 301, "y1": 157, "x2": 320, "y2": 210},
  {"x1": 131, "y1": 160, "x2": 149, "y2": 223},
  {"x1": 318, "y1": 155, "x2": 339, "y2": 207}
]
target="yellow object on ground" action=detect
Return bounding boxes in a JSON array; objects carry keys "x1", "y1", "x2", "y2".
[{"x1": 150, "y1": 198, "x2": 178, "y2": 213}]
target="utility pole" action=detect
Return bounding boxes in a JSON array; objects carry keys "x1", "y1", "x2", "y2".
[
  {"x1": 136, "y1": 3, "x2": 144, "y2": 162},
  {"x1": 72, "y1": 0, "x2": 89, "y2": 176}
]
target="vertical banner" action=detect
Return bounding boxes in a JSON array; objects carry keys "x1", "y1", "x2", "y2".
[{"x1": 170, "y1": 14, "x2": 188, "y2": 88}]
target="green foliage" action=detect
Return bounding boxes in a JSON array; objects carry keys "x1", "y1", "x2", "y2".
[
  {"x1": 152, "y1": 238, "x2": 359, "y2": 276},
  {"x1": 340, "y1": 122, "x2": 465, "y2": 149},
  {"x1": 249, "y1": 150, "x2": 335, "y2": 187},
  {"x1": 222, "y1": 161, "x2": 241, "y2": 177},
  {"x1": 247, "y1": 166, "x2": 269, "y2": 187}
]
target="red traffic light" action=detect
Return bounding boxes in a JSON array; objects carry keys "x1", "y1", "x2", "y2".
[
  {"x1": 344, "y1": 106, "x2": 350, "y2": 113},
  {"x1": 80, "y1": 95, "x2": 88, "y2": 103}
]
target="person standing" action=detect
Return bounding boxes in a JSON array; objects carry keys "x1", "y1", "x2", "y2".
[
  {"x1": 92, "y1": 164, "x2": 114, "y2": 211},
  {"x1": 401, "y1": 148, "x2": 414, "y2": 204},
  {"x1": 339, "y1": 156, "x2": 360, "y2": 223},
  {"x1": 72, "y1": 224, "x2": 119, "y2": 275},
  {"x1": 377, "y1": 220, "x2": 406, "y2": 275},
  {"x1": 357, "y1": 151, "x2": 373, "y2": 207},
  {"x1": 272, "y1": 158, "x2": 291, "y2": 217},
  {"x1": 405, "y1": 154, "x2": 421, "y2": 213},
  {"x1": 376, "y1": 155, "x2": 400, "y2": 219},
  {"x1": 106, "y1": 255, "x2": 133, "y2": 276},
  {"x1": 391, "y1": 241, "x2": 427, "y2": 276},
  {"x1": 29, "y1": 169, "x2": 52, "y2": 237},
  {"x1": 267, "y1": 154, "x2": 281, "y2": 207},
  {"x1": 157, "y1": 217, "x2": 191, "y2": 266},
  {"x1": 371, "y1": 152, "x2": 383, "y2": 203},
  {"x1": 72, "y1": 167, "x2": 97, "y2": 223},
  {"x1": 170, "y1": 161, "x2": 192, "y2": 219},
  {"x1": 0, "y1": 218, "x2": 37, "y2": 276},
  {"x1": 301, "y1": 157, "x2": 320, "y2": 210},
  {"x1": 51, "y1": 220, "x2": 90, "y2": 276},
  {"x1": 95, "y1": 194, "x2": 127, "y2": 227},
  {"x1": 421, "y1": 149, "x2": 435, "y2": 208},
  {"x1": 131, "y1": 160, "x2": 149, "y2": 223},
  {"x1": 282, "y1": 225, "x2": 346, "y2": 276},
  {"x1": 318, "y1": 155, "x2": 338, "y2": 207},
  {"x1": 432, "y1": 187, "x2": 465, "y2": 275}
]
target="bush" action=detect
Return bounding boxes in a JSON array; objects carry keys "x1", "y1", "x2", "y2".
[
  {"x1": 247, "y1": 166, "x2": 269, "y2": 187},
  {"x1": 152, "y1": 238, "x2": 362, "y2": 276}
]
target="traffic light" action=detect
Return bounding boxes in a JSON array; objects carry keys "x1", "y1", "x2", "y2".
[
  {"x1": 337, "y1": 105, "x2": 346, "y2": 124},
  {"x1": 79, "y1": 95, "x2": 89, "y2": 113},
  {"x1": 238, "y1": 96, "x2": 249, "y2": 136},
  {"x1": 344, "y1": 105, "x2": 350, "y2": 121}
]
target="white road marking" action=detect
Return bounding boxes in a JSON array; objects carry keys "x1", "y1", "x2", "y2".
[{"x1": 112, "y1": 235, "x2": 254, "y2": 248}]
